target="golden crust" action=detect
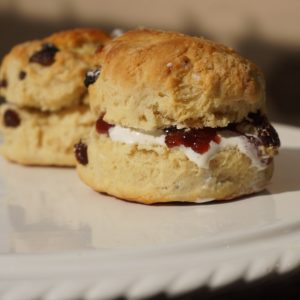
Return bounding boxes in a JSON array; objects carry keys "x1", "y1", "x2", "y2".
[
  {"x1": 45, "y1": 28, "x2": 110, "y2": 50},
  {"x1": 0, "y1": 28, "x2": 110, "y2": 111},
  {"x1": 0, "y1": 103, "x2": 94, "y2": 166},
  {"x1": 89, "y1": 29, "x2": 265, "y2": 130},
  {"x1": 76, "y1": 129, "x2": 273, "y2": 204}
]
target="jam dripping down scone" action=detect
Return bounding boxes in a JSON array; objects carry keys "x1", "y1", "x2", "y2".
[
  {"x1": 0, "y1": 28, "x2": 110, "y2": 166},
  {"x1": 74, "y1": 29, "x2": 280, "y2": 204}
]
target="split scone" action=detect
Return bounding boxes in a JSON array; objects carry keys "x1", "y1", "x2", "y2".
[
  {"x1": 0, "y1": 28, "x2": 110, "y2": 166},
  {"x1": 75, "y1": 29, "x2": 280, "y2": 204}
]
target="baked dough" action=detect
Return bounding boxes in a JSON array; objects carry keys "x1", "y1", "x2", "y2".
[
  {"x1": 89, "y1": 29, "x2": 265, "y2": 131},
  {"x1": 0, "y1": 28, "x2": 110, "y2": 166},
  {"x1": 76, "y1": 29, "x2": 279, "y2": 203},
  {"x1": 0, "y1": 28, "x2": 110, "y2": 111},
  {"x1": 0, "y1": 103, "x2": 94, "y2": 166},
  {"x1": 77, "y1": 128, "x2": 273, "y2": 204}
]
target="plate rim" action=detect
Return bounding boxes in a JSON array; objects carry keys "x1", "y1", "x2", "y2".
[{"x1": 0, "y1": 123, "x2": 300, "y2": 299}]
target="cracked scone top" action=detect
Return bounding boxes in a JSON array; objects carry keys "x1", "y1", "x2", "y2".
[
  {"x1": 0, "y1": 28, "x2": 110, "y2": 111},
  {"x1": 89, "y1": 29, "x2": 265, "y2": 131}
]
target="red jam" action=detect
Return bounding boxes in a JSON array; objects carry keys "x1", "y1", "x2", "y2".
[
  {"x1": 94, "y1": 112, "x2": 279, "y2": 158},
  {"x1": 96, "y1": 116, "x2": 114, "y2": 134},
  {"x1": 164, "y1": 127, "x2": 221, "y2": 154}
]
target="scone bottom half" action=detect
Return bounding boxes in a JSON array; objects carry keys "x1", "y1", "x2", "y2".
[
  {"x1": 0, "y1": 28, "x2": 110, "y2": 166},
  {"x1": 75, "y1": 111, "x2": 280, "y2": 204},
  {"x1": 0, "y1": 102, "x2": 95, "y2": 166}
]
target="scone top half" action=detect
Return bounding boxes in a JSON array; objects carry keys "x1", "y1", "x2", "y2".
[
  {"x1": 77, "y1": 29, "x2": 280, "y2": 203},
  {"x1": 0, "y1": 29, "x2": 110, "y2": 167},
  {"x1": 0, "y1": 28, "x2": 110, "y2": 112},
  {"x1": 89, "y1": 29, "x2": 265, "y2": 130}
]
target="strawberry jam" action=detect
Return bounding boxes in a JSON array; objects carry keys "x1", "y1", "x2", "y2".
[
  {"x1": 96, "y1": 116, "x2": 114, "y2": 134},
  {"x1": 164, "y1": 127, "x2": 221, "y2": 154},
  {"x1": 94, "y1": 112, "x2": 279, "y2": 159}
]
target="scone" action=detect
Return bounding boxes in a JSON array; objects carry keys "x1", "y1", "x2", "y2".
[
  {"x1": 0, "y1": 28, "x2": 110, "y2": 166},
  {"x1": 75, "y1": 29, "x2": 280, "y2": 204}
]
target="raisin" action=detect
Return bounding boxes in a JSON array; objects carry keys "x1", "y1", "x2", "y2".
[
  {"x1": 0, "y1": 96, "x2": 6, "y2": 105},
  {"x1": 96, "y1": 116, "x2": 114, "y2": 134},
  {"x1": 29, "y1": 43, "x2": 59, "y2": 66},
  {"x1": 74, "y1": 141, "x2": 88, "y2": 165},
  {"x1": 247, "y1": 112, "x2": 280, "y2": 148},
  {"x1": 84, "y1": 68, "x2": 101, "y2": 87},
  {"x1": 3, "y1": 109, "x2": 21, "y2": 127},
  {"x1": 0, "y1": 79, "x2": 7, "y2": 88},
  {"x1": 257, "y1": 122, "x2": 281, "y2": 148},
  {"x1": 95, "y1": 44, "x2": 104, "y2": 54},
  {"x1": 19, "y1": 71, "x2": 26, "y2": 80}
]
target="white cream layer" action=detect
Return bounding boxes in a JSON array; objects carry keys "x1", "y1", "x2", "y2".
[{"x1": 108, "y1": 126, "x2": 267, "y2": 170}]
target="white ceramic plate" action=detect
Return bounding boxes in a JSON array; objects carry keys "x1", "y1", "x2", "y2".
[{"x1": 0, "y1": 124, "x2": 299, "y2": 300}]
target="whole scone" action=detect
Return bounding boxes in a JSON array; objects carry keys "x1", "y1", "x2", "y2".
[
  {"x1": 0, "y1": 28, "x2": 110, "y2": 166},
  {"x1": 76, "y1": 29, "x2": 280, "y2": 204}
]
